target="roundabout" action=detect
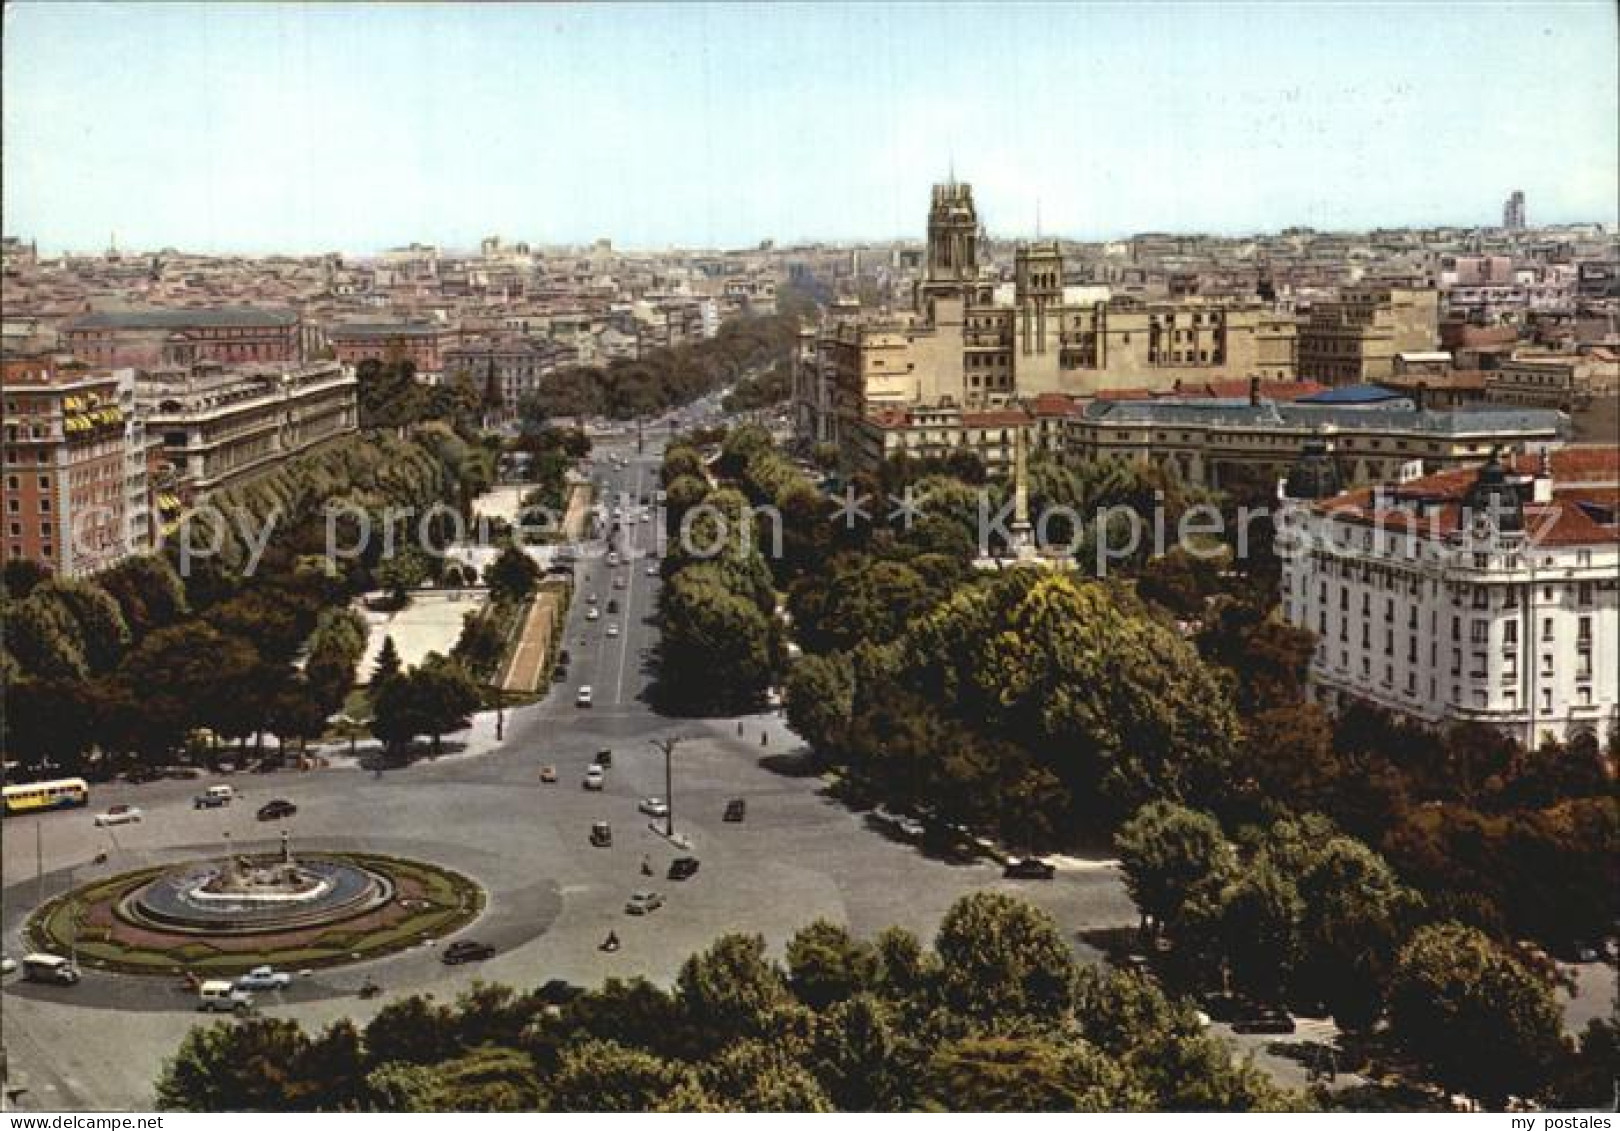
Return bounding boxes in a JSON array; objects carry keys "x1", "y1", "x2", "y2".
[{"x1": 26, "y1": 842, "x2": 484, "y2": 977}]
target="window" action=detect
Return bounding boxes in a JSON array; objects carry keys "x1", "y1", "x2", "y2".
[{"x1": 1542, "y1": 617, "x2": 1554, "y2": 642}]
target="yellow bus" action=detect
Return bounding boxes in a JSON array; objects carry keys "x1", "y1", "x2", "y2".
[{"x1": 2, "y1": 778, "x2": 91, "y2": 816}]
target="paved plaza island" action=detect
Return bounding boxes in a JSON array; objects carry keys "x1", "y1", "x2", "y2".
[{"x1": 27, "y1": 833, "x2": 483, "y2": 977}]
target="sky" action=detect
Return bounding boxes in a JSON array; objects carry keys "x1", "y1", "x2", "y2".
[{"x1": 4, "y1": 1, "x2": 1617, "y2": 255}]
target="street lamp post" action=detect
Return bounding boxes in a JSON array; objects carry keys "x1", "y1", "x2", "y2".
[{"x1": 649, "y1": 736, "x2": 681, "y2": 838}]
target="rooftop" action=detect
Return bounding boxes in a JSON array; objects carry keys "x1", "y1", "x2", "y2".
[{"x1": 67, "y1": 307, "x2": 297, "y2": 330}]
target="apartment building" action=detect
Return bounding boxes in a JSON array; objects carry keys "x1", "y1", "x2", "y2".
[
  {"x1": 2, "y1": 353, "x2": 150, "y2": 576},
  {"x1": 327, "y1": 321, "x2": 465, "y2": 376},
  {"x1": 1486, "y1": 351, "x2": 1620, "y2": 411},
  {"x1": 62, "y1": 307, "x2": 304, "y2": 369},
  {"x1": 1277, "y1": 445, "x2": 1619, "y2": 745},
  {"x1": 1297, "y1": 285, "x2": 1440, "y2": 385},
  {"x1": 441, "y1": 336, "x2": 580, "y2": 416},
  {"x1": 139, "y1": 360, "x2": 358, "y2": 497},
  {"x1": 1063, "y1": 396, "x2": 1566, "y2": 490}
]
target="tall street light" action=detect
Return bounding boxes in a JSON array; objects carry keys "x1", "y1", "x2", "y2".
[{"x1": 649, "y1": 735, "x2": 682, "y2": 839}]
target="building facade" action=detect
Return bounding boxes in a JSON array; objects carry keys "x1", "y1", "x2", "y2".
[
  {"x1": 1277, "y1": 446, "x2": 1619, "y2": 745},
  {"x1": 2, "y1": 353, "x2": 150, "y2": 576},
  {"x1": 1297, "y1": 285, "x2": 1440, "y2": 386},
  {"x1": 138, "y1": 360, "x2": 358, "y2": 498},
  {"x1": 803, "y1": 182, "x2": 1299, "y2": 462},
  {"x1": 1486, "y1": 352, "x2": 1620, "y2": 411},
  {"x1": 327, "y1": 322, "x2": 465, "y2": 376},
  {"x1": 441, "y1": 336, "x2": 581, "y2": 416},
  {"x1": 63, "y1": 307, "x2": 304, "y2": 369}
]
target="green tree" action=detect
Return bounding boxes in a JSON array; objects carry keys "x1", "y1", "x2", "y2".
[
  {"x1": 933, "y1": 892, "x2": 1078, "y2": 1024},
  {"x1": 921, "y1": 1035, "x2": 1149, "y2": 1112},
  {"x1": 675, "y1": 933, "x2": 792, "y2": 1049},
  {"x1": 783, "y1": 651, "x2": 855, "y2": 755},
  {"x1": 409, "y1": 652, "x2": 482, "y2": 757},
  {"x1": 1388, "y1": 922, "x2": 1566, "y2": 1107},
  {"x1": 810, "y1": 993, "x2": 913, "y2": 1110},
  {"x1": 785, "y1": 919, "x2": 876, "y2": 1009},
  {"x1": 1114, "y1": 801, "x2": 1235, "y2": 936},
  {"x1": 548, "y1": 1039, "x2": 698, "y2": 1112},
  {"x1": 156, "y1": 1019, "x2": 310, "y2": 1111},
  {"x1": 371, "y1": 636, "x2": 403, "y2": 687},
  {"x1": 484, "y1": 545, "x2": 541, "y2": 604}
]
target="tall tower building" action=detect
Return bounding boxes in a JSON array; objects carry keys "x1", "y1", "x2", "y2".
[
  {"x1": 1503, "y1": 190, "x2": 1526, "y2": 231},
  {"x1": 921, "y1": 180, "x2": 979, "y2": 305},
  {"x1": 1014, "y1": 241, "x2": 1064, "y2": 394}
]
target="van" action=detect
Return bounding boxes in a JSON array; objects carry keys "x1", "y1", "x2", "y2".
[
  {"x1": 194, "y1": 784, "x2": 234, "y2": 809},
  {"x1": 22, "y1": 953, "x2": 80, "y2": 985},
  {"x1": 198, "y1": 979, "x2": 254, "y2": 1013}
]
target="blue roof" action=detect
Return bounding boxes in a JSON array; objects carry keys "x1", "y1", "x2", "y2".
[{"x1": 1297, "y1": 384, "x2": 1407, "y2": 405}]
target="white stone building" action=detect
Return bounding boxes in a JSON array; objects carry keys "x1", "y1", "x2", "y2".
[{"x1": 1277, "y1": 444, "x2": 1619, "y2": 745}]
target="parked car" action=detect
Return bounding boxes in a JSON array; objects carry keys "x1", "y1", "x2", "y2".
[
  {"x1": 625, "y1": 890, "x2": 664, "y2": 915},
  {"x1": 723, "y1": 798, "x2": 746, "y2": 822},
  {"x1": 606, "y1": 599, "x2": 620, "y2": 614},
  {"x1": 576, "y1": 686, "x2": 594, "y2": 708},
  {"x1": 123, "y1": 767, "x2": 163, "y2": 785},
  {"x1": 1231, "y1": 1008, "x2": 1296, "y2": 1035},
  {"x1": 256, "y1": 799, "x2": 297, "y2": 821},
  {"x1": 606, "y1": 623, "x2": 620, "y2": 639},
  {"x1": 638, "y1": 796, "x2": 669, "y2": 818},
  {"x1": 234, "y1": 965, "x2": 291, "y2": 992},
  {"x1": 585, "y1": 607, "x2": 600, "y2": 621},
  {"x1": 539, "y1": 765, "x2": 558, "y2": 783},
  {"x1": 596, "y1": 747, "x2": 613, "y2": 766},
  {"x1": 613, "y1": 576, "x2": 626, "y2": 589},
  {"x1": 583, "y1": 765, "x2": 606, "y2": 790},
  {"x1": 590, "y1": 820, "x2": 613, "y2": 847},
  {"x1": 193, "y1": 785, "x2": 234, "y2": 809},
  {"x1": 646, "y1": 563, "x2": 659, "y2": 577},
  {"x1": 1002, "y1": 857, "x2": 1057, "y2": 880},
  {"x1": 585, "y1": 593, "x2": 598, "y2": 605},
  {"x1": 0, "y1": 954, "x2": 16, "y2": 977},
  {"x1": 667, "y1": 856, "x2": 700, "y2": 881},
  {"x1": 441, "y1": 940, "x2": 496, "y2": 965},
  {"x1": 94, "y1": 804, "x2": 143, "y2": 827}
]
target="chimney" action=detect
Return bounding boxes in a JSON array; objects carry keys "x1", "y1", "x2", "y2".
[
  {"x1": 1532, "y1": 447, "x2": 1553, "y2": 503},
  {"x1": 1249, "y1": 375, "x2": 1261, "y2": 406}
]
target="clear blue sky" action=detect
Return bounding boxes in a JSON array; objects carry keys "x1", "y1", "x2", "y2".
[{"x1": 4, "y1": 1, "x2": 1616, "y2": 255}]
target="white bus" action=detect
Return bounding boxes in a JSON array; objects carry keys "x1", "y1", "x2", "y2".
[{"x1": 2, "y1": 777, "x2": 91, "y2": 816}]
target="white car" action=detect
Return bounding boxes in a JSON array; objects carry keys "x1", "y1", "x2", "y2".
[
  {"x1": 606, "y1": 623, "x2": 620, "y2": 639},
  {"x1": 646, "y1": 564, "x2": 659, "y2": 577},
  {"x1": 585, "y1": 607, "x2": 600, "y2": 621},
  {"x1": 234, "y1": 965, "x2": 291, "y2": 991},
  {"x1": 625, "y1": 890, "x2": 665, "y2": 915},
  {"x1": 576, "y1": 686, "x2": 594, "y2": 708},
  {"x1": 638, "y1": 796, "x2": 669, "y2": 818},
  {"x1": 94, "y1": 804, "x2": 143, "y2": 827},
  {"x1": 583, "y1": 765, "x2": 606, "y2": 791}
]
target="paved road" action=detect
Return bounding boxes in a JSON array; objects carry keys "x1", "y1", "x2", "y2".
[{"x1": 0, "y1": 437, "x2": 1137, "y2": 1111}]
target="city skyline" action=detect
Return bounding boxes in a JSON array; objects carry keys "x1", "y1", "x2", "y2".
[{"x1": 4, "y1": 1, "x2": 1618, "y2": 256}]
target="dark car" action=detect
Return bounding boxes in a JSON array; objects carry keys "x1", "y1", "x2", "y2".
[
  {"x1": 596, "y1": 747, "x2": 613, "y2": 767},
  {"x1": 538, "y1": 978, "x2": 584, "y2": 1006},
  {"x1": 1002, "y1": 857, "x2": 1056, "y2": 880},
  {"x1": 256, "y1": 799, "x2": 297, "y2": 821},
  {"x1": 123, "y1": 767, "x2": 163, "y2": 785},
  {"x1": 606, "y1": 599, "x2": 619, "y2": 614},
  {"x1": 667, "y1": 856, "x2": 700, "y2": 881},
  {"x1": 1231, "y1": 1008, "x2": 1295, "y2": 1035},
  {"x1": 589, "y1": 820, "x2": 613, "y2": 847},
  {"x1": 441, "y1": 940, "x2": 496, "y2": 965},
  {"x1": 723, "y1": 798, "x2": 746, "y2": 822},
  {"x1": 558, "y1": 649, "x2": 572, "y2": 666}
]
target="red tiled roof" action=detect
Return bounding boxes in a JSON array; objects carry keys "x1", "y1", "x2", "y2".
[{"x1": 1312, "y1": 445, "x2": 1619, "y2": 547}]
